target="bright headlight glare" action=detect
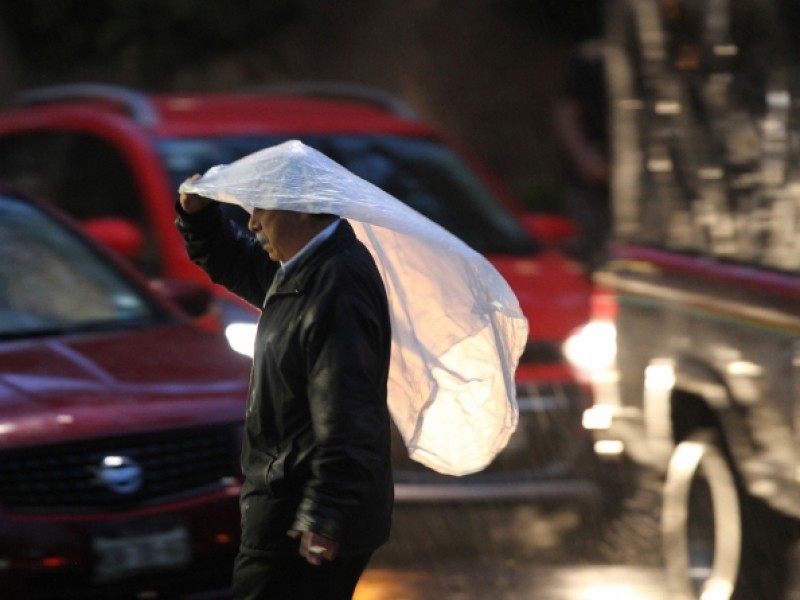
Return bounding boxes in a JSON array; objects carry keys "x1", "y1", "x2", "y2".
[
  {"x1": 582, "y1": 405, "x2": 614, "y2": 430},
  {"x1": 225, "y1": 323, "x2": 257, "y2": 358},
  {"x1": 563, "y1": 320, "x2": 617, "y2": 374}
]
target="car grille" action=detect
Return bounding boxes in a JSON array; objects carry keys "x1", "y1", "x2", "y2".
[
  {"x1": 392, "y1": 380, "x2": 588, "y2": 480},
  {"x1": 0, "y1": 426, "x2": 238, "y2": 511},
  {"x1": 518, "y1": 340, "x2": 564, "y2": 364}
]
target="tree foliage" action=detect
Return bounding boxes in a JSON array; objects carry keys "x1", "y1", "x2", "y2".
[
  {"x1": 0, "y1": 0, "x2": 602, "y2": 93},
  {"x1": 0, "y1": 0, "x2": 325, "y2": 87},
  {"x1": 504, "y1": 0, "x2": 602, "y2": 40}
]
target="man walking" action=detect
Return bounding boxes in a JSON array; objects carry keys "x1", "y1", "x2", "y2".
[{"x1": 176, "y1": 181, "x2": 393, "y2": 600}]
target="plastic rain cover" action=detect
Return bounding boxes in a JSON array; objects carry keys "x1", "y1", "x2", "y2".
[{"x1": 179, "y1": 140, "x2": 528, "y2": 476}]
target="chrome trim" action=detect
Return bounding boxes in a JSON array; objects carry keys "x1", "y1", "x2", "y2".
[
  {"x1": 394, "y1": 479, "x2": 600, "y2": 503},
  {"x1": 600, "y1": 271, "x2": 800, "y2": 332}
]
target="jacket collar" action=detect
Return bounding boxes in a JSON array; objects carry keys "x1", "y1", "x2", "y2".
[
  {"x1": 281, "y1": 218, "x2": 340, "y2": 276},
  {"x1": 272, "y1": 219, "x2": 358, "y2": 294}
]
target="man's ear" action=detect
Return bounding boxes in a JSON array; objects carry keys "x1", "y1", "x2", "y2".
[{"x1": 296, "y1": 212, "x2": 314, "y2": 227}]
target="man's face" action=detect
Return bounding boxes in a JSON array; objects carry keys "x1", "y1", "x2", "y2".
[{"x1": 247, "y1": 208, "x2": 307, "y2": 262}]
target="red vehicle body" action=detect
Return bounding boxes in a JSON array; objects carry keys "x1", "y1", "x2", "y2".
[
  {"x1": 0, "y1": 83, "x2": 594, "y2": 504},
  {"x1": 0, "y1": 187, "x2": 252, "y2": 598}
]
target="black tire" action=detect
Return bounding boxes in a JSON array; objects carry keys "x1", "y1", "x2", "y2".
[{"x1": 662, "y1": 429, "x2": 798, "y2": 600}]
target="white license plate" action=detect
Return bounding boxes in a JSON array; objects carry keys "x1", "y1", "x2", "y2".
[{"x1": 93, "y1": 525, "x2": 190, "y2": 581}]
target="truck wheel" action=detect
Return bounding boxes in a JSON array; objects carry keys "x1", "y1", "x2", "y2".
[{"x1": 662, "y1": 430, "x2": 795, "y2": 599}]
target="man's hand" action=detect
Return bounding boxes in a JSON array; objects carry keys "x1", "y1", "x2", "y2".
[
  {"x1": 179, "y1": 174, "x2": 213, "y2": 214},
  {"x1": 287, "y1": 529, "x2": 340, "y2": 566}
]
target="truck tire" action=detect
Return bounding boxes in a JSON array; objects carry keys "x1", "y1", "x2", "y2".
[{"x1": 662, "y1": 429, "x2": 796, "y2": 599}]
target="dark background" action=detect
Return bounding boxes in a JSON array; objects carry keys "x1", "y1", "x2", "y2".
[{"x1": 0, "y1": 0, "x2": 602, "y2": 211}]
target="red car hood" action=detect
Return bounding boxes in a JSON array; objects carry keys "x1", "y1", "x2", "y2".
[
  {"x1": 491, "y1": 250, "x2": 591, "y2": 342},
  {"x1": 0, "y1": 323, "x2": 251, "y2": 450}
]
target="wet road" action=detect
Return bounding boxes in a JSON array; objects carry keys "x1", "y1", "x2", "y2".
[
  {"x1": 354, "y1": 492, "x2": 670, "y2": 600},
  {"x1": 357, "y1": 565, "x2": 669, "y2": 600}
]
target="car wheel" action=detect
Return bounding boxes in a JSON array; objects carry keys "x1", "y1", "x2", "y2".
[{"x1": 662, "y1": 429, "x2": 797, "y2": 600}]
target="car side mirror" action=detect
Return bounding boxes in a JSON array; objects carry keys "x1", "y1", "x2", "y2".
[
  {"x1": 81, "y1": 217, "x2": 145, "y2": 259},
  {"x1": 522, "y1": 213, "x2": 577, "y2": 248},
  {"x1": 150, "y1": 278, "x2": 214, "y2": 318}
]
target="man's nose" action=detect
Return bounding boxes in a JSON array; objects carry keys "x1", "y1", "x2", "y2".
[{"x1": 247, "y1": 212, "x2": 259, "y2": 231}]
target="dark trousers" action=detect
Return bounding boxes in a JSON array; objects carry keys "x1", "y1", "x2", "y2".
[{"x1": 232, "y1": 551, "x2": 372, "y2": 600}]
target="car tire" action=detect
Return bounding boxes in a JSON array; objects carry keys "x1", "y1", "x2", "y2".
[{"x1": 662, "y1": 429, "x2": 798, "y2": 600}]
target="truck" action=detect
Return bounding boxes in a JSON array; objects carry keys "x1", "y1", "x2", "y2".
[{"x1": 563, "y1": 1, "x2": 800, "y2": 598}]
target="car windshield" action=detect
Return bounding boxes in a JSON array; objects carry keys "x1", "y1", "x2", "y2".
[
  {"x1": 0, "y1": 194, "x2": 157, "y2": 339},
  {"x1": 158, "y1": 134, "x2": 538, "y2": 255}
]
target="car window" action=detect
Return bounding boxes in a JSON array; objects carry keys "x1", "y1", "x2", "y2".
[
  {"x1": 0, "y1": 194, "x2": 156, "y2": 338},
  {"x1": 158, "y1": 134, "x2": 538, "y2": 255},
  {"x1": 0, "y1": 131, "x2": 160, "y2": 275}
]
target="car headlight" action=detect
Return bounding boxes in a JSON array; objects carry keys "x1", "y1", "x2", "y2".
[
  {"x1": 562, "y1": 320, "x2": 617, "y2": 377},
  {"x1": 225, "y1": 323, "x2": 257, "y2": 358}
]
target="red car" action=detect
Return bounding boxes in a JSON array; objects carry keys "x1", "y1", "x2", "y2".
[
  {"x1": 0, "y1": 82, "x2": 594, "y2": 502},
  {"x1": 0, "y1": 186, "x2": 251, "y2": 598}
]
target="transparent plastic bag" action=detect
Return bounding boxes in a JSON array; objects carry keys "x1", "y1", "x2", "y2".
[{"x1": 179, "y1": 140, "x2": 528, "y2": 476}]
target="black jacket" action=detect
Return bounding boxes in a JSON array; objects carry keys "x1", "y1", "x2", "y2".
[{"x1": 176, "y1": 204, "x2": 393, "y2": 557}]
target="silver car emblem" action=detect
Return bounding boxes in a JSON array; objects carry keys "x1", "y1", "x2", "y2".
[{"x1": 97, "y1": 455, "x2": 143, "y2": 494}]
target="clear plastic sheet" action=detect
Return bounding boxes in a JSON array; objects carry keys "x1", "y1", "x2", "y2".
[{"x1": 179, "y1": 140, "x2": 528, "y2": 476}]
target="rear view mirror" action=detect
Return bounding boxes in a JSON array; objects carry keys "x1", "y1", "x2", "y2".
[{"x1": 81, "y1": 217, "x2": 145, "y2": 259}]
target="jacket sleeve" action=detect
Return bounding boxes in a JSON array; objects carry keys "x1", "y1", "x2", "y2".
[
  {"x1": 291, "y1": 256, "x2": 392, "y2": 541},
  {"x1": 174, "y1": 202, "x2": 277, "y2": 307}
]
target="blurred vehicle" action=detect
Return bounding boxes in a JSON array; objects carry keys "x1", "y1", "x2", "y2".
[
  {"x1": 0, "y1": 185, "x2": 251, "y2": 599},
  {"x1": 0, "y1": 82, "x2": 594, "y2": 504},
  {"x1": 564, "y1": 0, "x2": 800, "y2": 598}
]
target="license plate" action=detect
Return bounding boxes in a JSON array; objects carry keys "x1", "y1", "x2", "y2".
[{"x1": 93, "y1": 525, "x2": 190, "y2": 581}]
